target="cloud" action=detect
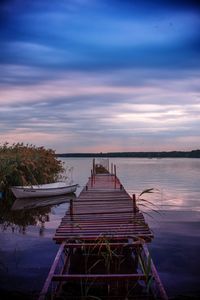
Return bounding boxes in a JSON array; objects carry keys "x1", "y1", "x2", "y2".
[
  {"x1": 1, "y1": 1, "x2": 200, "y2": 71},
  {"x1": 0, "y1": 68, "x2": 200, "y2": 152},
  {"x1": 0, "y1": 1, "x2": 200, "y2": 152}
]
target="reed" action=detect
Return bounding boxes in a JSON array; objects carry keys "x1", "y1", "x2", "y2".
[
  {"x1": 137, "y1": 188, "x2": 162, "y2": 218},
  {"x1": 0, "y1": 142, "x2": 64, "y2": 198}
]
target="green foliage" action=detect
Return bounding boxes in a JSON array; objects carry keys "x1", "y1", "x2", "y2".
[{"x1": 0, "y1": 142, "x2": 64, "y2": 196}]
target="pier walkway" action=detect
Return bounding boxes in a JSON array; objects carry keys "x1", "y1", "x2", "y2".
[
  {"x1": 39, "y1": 162, "x2": 168, "y2": 300},
  {"x1": 54, "y1": 173, "x2": 153, "y2": 243}
]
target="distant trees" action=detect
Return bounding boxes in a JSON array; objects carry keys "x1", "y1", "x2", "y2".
[
  {"x1": 57, "y1": 150, "x2": 200, "y2": 158},
  {"x1": 189, "y1": 150, "x2": 200, "y2": 158}
]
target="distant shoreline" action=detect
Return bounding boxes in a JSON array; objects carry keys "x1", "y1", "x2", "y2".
[{"x1": 56, "y1": 150, "x2": 200, "y2": 158}]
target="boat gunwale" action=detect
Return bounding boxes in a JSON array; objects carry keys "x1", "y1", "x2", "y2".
[{"x1": 11, "y1": 183, "x2": 79, "y2": 191}]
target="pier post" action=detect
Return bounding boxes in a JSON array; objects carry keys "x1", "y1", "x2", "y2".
[
  {"x1": 70, "y1": 199, "x2": 73, "y2": 221},
  {"x1": 111, "y1": 163, "x2": 113, "y2": 175},
  {"x1": 93, "y1": 158, "x2": 95, "y2": 174},
  {"x1": 132, "y1": 194, "x2": 137, "y2": 213},
  {"x1": 93, "y1": 169, "x2": 95, "y2": 185},
  {"x1": 91, "y1": 170, "x2": 93, "y2": 187},
  {"x1": 114, "y1": 165, "x2": 117, "y2": 189}
]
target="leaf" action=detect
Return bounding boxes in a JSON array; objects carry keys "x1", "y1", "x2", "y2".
[
  {"x1": 88, "y1": 259, "x2": 102, "y2": 273},
  {"x1": 146, "y1": 275, "x2": 154, "y2": 293},
  {"x1": 138, "y1": 198, "x2": 160, "y2": 209},
  {"x1": 139, "y1": 188, "x2": 155, "y2": 197},
  {"x1": 146, "y1": 254, "x2": 152, "y2": 278},
  {"x1": 138, "y1": 253, "x2": 145, "y2": 274}
]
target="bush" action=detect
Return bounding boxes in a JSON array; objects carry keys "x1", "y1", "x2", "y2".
[{"x1": 0, "y1": 143, "x2": 64, "y2": 196}]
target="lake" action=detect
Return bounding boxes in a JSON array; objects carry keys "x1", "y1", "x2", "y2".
[{"x1": 0, "y1": 157, "x2": 200, "y2": 299}]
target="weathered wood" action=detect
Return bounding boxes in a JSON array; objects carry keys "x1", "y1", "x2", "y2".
[
  {"x1": 53, "y1": 235, "x2": 153, "y2": 242},
  {"x1": 40, "y1": 165, "x2": 167, "y2": 300},
  {"x1": 90, "y1": 170, "x2": 93, "y2": 187},
  {"x1": 62, "y1": 241, "x2": 143, "y2": 248},
  {"x1": 38, "y1": 242, "x2": 66, "y2": 300},
  {"x1": 133, "y1": 193, "x2": 137, "y2": 213},
  {"x1": 143, "y1": 245, "x2": 168, "y2": 300},
  {"x1": 70, "y1": 198, "x2": 73, "y2": 221},
  {"x1": 52, "y1": 273, "x2": 147, "y2": 281},
  {"x1": 54, "y1": 173, "x2": 153, "y2": 243}
]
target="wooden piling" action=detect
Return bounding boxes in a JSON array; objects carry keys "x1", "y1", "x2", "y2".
[
  {"x1": 91, "y1": 170, "x2": 93, "y2": 187},
  {"x1": 114, "y1": 165, "x2": 117, "y2": 189},
  {"x1": 70, "y1": 198, "x2": 73, "y2": 221},
  {"x1": 132, "y1": 194, "x2": 137, "y2": 213},
  {"x1": 93, "y1": 158, "x2": 95, "y2": 174}
]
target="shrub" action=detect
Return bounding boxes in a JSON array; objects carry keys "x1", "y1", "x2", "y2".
[{"x1": 0, "y1": 143, "x2": 64, "y2": 197}]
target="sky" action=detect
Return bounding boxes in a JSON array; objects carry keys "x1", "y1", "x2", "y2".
[{"x1": 0, "y1": 0, "x2": 200, "y2": 153}]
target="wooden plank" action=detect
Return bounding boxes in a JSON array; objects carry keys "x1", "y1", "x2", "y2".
[
  {"x1": 54, "y1": 233, "x2": 153, "y2": 241},
  {"x1": 52, "y1": 273, "x2": 147, "y2": 281},
  {"x1": 40, "y1": 169, "x2": 168, "y2": 300},
  {"x1": 53, "y1": 173, "x2": 152, "y2": 243},
  {"x1": 62, "y1": 241, "x2": 143, "y2": 248}
]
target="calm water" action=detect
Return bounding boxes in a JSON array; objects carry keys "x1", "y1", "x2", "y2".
[{"x1": 0, "y1": 158, "x2": 200, "y2": 298}]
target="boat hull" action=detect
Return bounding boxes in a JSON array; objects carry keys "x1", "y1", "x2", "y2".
[{"x1": 11, "y1": 183, "x2": 78, "y2": 199}]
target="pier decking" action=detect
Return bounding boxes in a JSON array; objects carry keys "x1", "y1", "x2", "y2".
[
  {"x1": 39, "y1": 162, "x2": 168, "y2": 300},
  {"x1": 54, "y1": 173, "x2": 153, "y2": 243}
]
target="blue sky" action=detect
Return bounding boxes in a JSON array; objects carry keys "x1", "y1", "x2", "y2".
[{"x1": 0, "y1": 0, "x2": 200, "y2": 152}]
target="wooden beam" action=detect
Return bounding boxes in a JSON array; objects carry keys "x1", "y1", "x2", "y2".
[
  {"x1": 143, "y1": 245, "x2": 168, "y2": 300},
  {"x1": 52, "y1": 273, "x2": 147, "y2": 281},
  {"x1": 63, "y1": 241, "x2": 143, "y2": 248},
  {"x1": 38, "y1": 242, "x2": 66, "y2": 300}
]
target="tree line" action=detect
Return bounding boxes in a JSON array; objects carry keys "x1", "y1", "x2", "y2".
[{"x1": 57, "y1": 150, "x2": 200, "y2": 158}]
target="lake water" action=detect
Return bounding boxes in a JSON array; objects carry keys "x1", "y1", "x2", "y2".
[{"x1": 0, "y1": 158, "x2": 200, "y2": 299}]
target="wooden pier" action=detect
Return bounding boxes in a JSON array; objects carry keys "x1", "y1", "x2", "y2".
[{"x1": 39, "y1": 161, "x2": 168, "y2": 300}]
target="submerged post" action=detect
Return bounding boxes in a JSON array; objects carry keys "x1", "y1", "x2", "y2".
[{"x1": 132, "y1": 194, "x2": 137, "y2": 213}]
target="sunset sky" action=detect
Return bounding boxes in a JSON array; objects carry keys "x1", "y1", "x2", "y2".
[{"x1": 1, "y1": 0, "x2": 200, "y2": 153}]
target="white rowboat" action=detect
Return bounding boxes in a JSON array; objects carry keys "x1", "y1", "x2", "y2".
[
  {"x1": 11, "y1": 182, "x2": 78, "y2": 199},
  {"x1": 11, "y1": 194, "x2": 77, "y2": 210}
]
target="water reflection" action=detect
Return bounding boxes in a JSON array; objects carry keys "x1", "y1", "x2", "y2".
[
  {"x1": 1, "y1": 158, "x2": 200, "y2": 298},
  {"x1": 0, "y1": 194, "x2": 76, "y2": 235}
]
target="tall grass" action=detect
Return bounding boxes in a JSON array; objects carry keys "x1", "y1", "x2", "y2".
[{"x1": 0, "y1": 142, "x2": 64, "y2": 197}]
